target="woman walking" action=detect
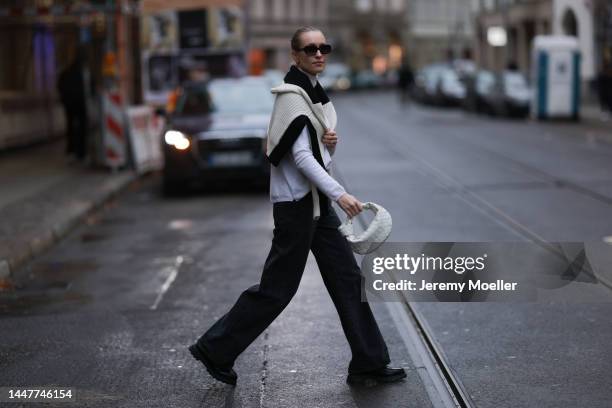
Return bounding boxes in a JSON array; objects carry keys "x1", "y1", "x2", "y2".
[{"x1": 189, "y1": 26, "x2": 405, "y2": 387}]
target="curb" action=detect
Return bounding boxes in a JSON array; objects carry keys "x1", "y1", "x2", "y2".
[{"x1": 0, "y1": 172, "x2": 138, "y2": 291}]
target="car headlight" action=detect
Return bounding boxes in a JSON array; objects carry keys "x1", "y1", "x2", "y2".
[{"x1": 164, "y1": 130, "x2": 191, "y2": 150}]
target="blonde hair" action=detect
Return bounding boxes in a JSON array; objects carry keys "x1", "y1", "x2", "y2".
[{"x1": 291, "y1": 26, "x2": 322, "y2": 51}]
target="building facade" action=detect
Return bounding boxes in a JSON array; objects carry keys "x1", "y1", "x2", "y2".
[
  {"x1": 406, "y1": 0, "x2": 477, "y2": 68},
  {"x1": 0, "y1": 0, "x2": 140, "y2": 151},
  {"x1": 592, "y1": 0, "x2": 612, "y2": 79},
  {"x1": 247, "y1": 0, "x2": 409, "y2": 74},
  {"x1": 475, "y1": 0, "x2": 553, "y2": 74},
  {"x1": 552, "y1": 0, "x2": 596, "y2": 80},
  {"x1": 328, "y1": 0, "x2": 408, "y2": 73},
  {"x1": 247, "y1": 0, "x2": 331, "y2": 73},
  {"x1": 475, "y1": 0, "x2": 606, "y2": 101}
]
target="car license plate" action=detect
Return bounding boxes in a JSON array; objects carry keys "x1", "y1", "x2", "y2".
[{"x1": 209, "y1": 151, "x2": 253, "y2": 167}]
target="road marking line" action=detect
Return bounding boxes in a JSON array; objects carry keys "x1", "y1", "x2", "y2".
[{"x1": 150, "y1": 255, "x2": 184, "y2": 310}]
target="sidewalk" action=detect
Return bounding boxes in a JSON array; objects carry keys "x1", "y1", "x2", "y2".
[
  {"x1": 581, "y1": 104, "x2": 611, "y2": 136},
  {"x1": 0, "y1": 140, "x2": 137, "y2": 289}
]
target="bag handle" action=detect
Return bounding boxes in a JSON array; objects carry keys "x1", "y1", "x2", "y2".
[{"x1": 338, "y1": 202, "x2": 378, "y2": 240}]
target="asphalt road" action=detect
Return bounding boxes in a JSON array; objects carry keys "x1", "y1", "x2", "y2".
[
  {"x1": 0, "y1": 181, "x2": 431, "y2": 407},
  {"x1": 1, "y1": 90, "x2": 612, "y2": 407},
  {"x1": 332, "y1": 91, "x2": 612, "y2": 407}
]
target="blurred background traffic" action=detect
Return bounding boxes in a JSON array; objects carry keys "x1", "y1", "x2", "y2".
[{"x1": 0, "y1": 0, "x2": 611, "y2": 174}]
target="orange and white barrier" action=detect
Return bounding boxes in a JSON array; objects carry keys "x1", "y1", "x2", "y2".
[
  {"x1": 126, "y1": 106, "x2": 164, "y2": 174},
  {"x1": 102, "y1": 91, "x2": 127, "y2": 169}
]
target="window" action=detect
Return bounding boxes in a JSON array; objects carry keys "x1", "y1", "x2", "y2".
[
  {"x1": 390, "y1": 0, "x2": 404, "y2": 12},
  {"x1": 375, "y1": 0, "x2": 387, "y2": 12},
  {"x1": 289, "y1": 0, "x2": 300, "y2": 21},
  {"x1": 304, "y1": 0, "x2": 314, "y2": 19},
  {"x1": 355, "y1": 0, "x2": 373, "y2": 13},
  {"x1": 251, "y1": 0, "x2": 265, "y2": 19},
  {"x1": 273, "y1": 0, "x2": 284, "y2": 20}
]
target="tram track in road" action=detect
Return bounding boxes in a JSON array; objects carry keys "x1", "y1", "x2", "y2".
[
  {"x1": 334, "y1": 168, "x2": 474, "y2": 408},
  {"x1": 352, "y1": 92, "x2": 612, "y2": 209},
  {"x1": 428, "y1": 121, "x2": 612, "y2": 209},
  {"x1": 337, "y1": 94, "x2": 612, "y2": 291},
  {"x1": 365, "y1": 93, "x2": 612, "y2": 210}
]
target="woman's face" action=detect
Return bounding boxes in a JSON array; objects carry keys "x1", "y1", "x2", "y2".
[{"x1": 292, "y1": 30, "x2": 327, "y2": 76}]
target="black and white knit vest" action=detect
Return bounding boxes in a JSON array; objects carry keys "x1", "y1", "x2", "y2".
[{"x1": 266, "y1": 65, "x2": 338, "y2": 219}]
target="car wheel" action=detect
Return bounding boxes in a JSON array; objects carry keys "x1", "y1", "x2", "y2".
[{"x1": 162, "y1": 178, "x2": 186, "y2": 196}]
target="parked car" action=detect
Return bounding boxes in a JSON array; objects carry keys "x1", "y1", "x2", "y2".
[
  {"x1": 318, "y1": 63, "x2": 351, "y2": 92},
  {"x1": 501, "y1": 71, "x2": 531, "y2": 117},
  {"x1": 452, "y1": 59, "x2": 477, "y2": 79},
  {"x1": 351, "y1": 70, "x2": 383, "y2": 90},
  {"x1": 466, "y1": 70, "x2": 496, "y2": 113},
  {"x1": 435, "y1": 68, "x2": 467, "y2": 106},
  {"x1": 161, "y1": 76, "x2": 273, "y2": 194},
  {"x1": 413, "y1": 64, "x2": 445, "y2": 104},
  {"x1": 474, "y1": 70, "x2": 531, "y2": 117},
  {"x1": 413, "y1": 64, "x2": 466, "y2": 106}
]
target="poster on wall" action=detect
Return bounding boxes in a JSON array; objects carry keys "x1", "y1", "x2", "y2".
[
  {"x1": 141, "y1": 10, "x2": 178, "y2": 52},
  {"x1": 213, "y1": 7, "x2": 243, "y2": 49},
  {"x1": 178, "y1": 9, "x2": 209, "y2": 49}
]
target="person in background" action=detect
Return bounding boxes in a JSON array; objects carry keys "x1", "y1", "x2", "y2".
[
  {"x1": 57, "y1": 50, "x2": 88, "y2": 162},
  {"x1": 188, "y1": 26, "x2": 406, "y2": 388},
  {"x1": 397, "y1": 58, "x2": 415, "y2": 107},
  {"x1": 597, "y1": 51, "x2": 612, "y2": 120}
]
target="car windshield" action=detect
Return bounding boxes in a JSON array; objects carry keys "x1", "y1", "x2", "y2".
[{"x1": 208, "y1": 80, "x2": 274, "y2": 114}]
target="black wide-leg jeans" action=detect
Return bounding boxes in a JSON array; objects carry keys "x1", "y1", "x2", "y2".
[{"x1": 196, "y1": 193, "x2": 390, "y2": 374}]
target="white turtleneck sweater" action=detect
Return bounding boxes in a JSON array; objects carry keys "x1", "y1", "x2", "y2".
[{"x1": 269, "y1": 67, "x2": 346, "y2": 204}]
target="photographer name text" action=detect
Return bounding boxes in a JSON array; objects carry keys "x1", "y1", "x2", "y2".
[
  {"x1": 373, "y1": 279, "x2": 517, "y2": 292},
  {"x1": 369, "y1": 254, "x2": 518, "y2": 293}
]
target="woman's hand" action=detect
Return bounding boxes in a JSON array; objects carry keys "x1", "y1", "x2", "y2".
[
  {"x1": 337, "y1": 193, "x2": 363, "y2": 218},
  {"x1": 322, "y1": 129, "x2": 338, "y2": 148}
]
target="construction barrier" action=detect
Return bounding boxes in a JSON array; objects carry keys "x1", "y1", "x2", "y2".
[
  {"x1": 126, "y1": 106, "x2": 164, "y2": 174},
  {"x1": 102, "y1": 90, "x2": 127, "y2": 169}
]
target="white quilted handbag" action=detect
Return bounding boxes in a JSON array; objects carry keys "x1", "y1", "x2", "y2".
[{"x1": 338, "y1": 202, "x2": 392, "y2": 254}]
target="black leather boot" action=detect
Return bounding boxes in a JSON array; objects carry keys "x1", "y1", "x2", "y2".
[
  {"x1": 347, "y1": 366, "x2": 407, "y2": 386},
  {"x1": 188, "y1": 344, "x2": 237, "y2": 386}
]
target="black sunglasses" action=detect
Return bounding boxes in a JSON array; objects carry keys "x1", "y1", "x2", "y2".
[{"x1": 296, "y1": 43, "x2": 332, "y2": 56}]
